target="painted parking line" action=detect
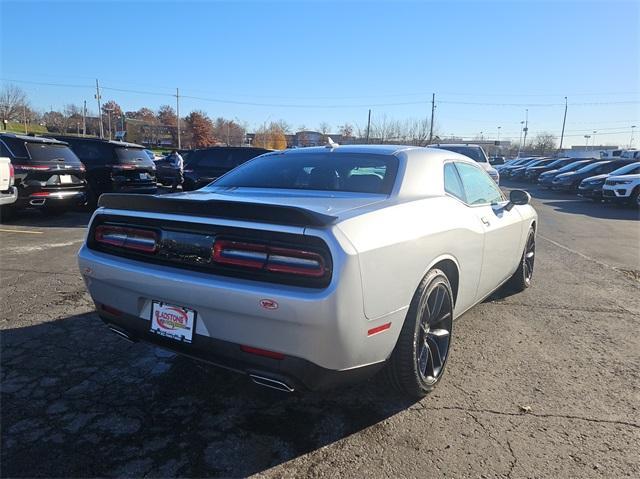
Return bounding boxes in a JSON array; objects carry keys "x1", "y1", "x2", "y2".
[{"x1": 0, "y1": 228, "x2": 44, "y2": 235}]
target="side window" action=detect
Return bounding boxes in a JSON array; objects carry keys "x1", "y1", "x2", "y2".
[
  {"x1": 444, "y1": 162, "x2": 465, "y2": 201},
  {"x1": 0, "y1": 141, "x2": 11, "y2": 158},
  {"x1": 455, "y1": 162, "x2": 504, "y2": 205}
]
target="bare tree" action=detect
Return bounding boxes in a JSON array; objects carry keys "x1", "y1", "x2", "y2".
[
  {"x1": 339, "y1": 123, "x2": 354, "y2": 138},
  {"x1": 0, "y1": 85, "x2": 28, "y2": 126},
  {"x1": 318, "y1": 122, "x2": 330, "y2": 135},
  {"x1": 532, "y1": 132, "x2": 557, "y2": 155}
]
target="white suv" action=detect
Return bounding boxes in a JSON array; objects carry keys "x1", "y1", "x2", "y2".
[
  {"x1": 602, "y1": 162, "x2": 640, "y2": 205},
  {"x1": 0, "y1": 156, "x2": 17, "y2": 208}
]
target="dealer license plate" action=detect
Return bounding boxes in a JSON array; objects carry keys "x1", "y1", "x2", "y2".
[
  {"x1": 60, "y1": 175, "x2": 72, "y2": 184},
  {"x1": 150, "y1": 301, "x2": 196, "y2": 343},
  {"x1": 139, "y1": 173, "x2": 147, "y2": 180}
]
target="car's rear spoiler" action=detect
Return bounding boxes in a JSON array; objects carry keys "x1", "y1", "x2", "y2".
[{"x1": 97, "y1": 194, "x2": 337, "y2": 227}]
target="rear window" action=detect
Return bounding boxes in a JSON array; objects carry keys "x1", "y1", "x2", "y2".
[
  {"x1": 436, "y1": 146, "x2": 488, "y2": 163},
  {"x1": 25, "y1": 142, "x2": 82, "y2": 165},
  {"x1": 212, "y1": 153, "x2": 398, "y2": 194},
  {"x1": 115, "y1": 147, "x2": 152, "y2": 164}
]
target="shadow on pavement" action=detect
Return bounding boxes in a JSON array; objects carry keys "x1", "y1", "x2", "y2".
[{"x1": 1, "y1": 313, "x2": 417, "y2": 478}]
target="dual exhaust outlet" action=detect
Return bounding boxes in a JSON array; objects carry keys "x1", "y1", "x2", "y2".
[{"x1": 107, "y1": 326, "x2": 295, "y2": 393}]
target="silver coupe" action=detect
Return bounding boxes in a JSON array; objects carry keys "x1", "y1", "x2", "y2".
[{"x1": 78, "y1": 145, "x2": 537, "y2": 397}]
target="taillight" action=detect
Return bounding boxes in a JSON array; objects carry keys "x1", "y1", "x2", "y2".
[
  {"x1": 8, "y1": 163, "x2": 14, "y2": 186},
  {"x1": 13, "y1": 164, "x2": 51, "y2": 171},
  {"x1": 212, "y1": 239, "x2": 326, "y2": 278},
  {"x1": 95, "y1": 225, "x2": 158, "y2": 253}
]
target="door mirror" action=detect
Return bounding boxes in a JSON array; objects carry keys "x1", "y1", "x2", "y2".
[{"x1": 505, "y1": 189, "x2": 530, "y2": 211}]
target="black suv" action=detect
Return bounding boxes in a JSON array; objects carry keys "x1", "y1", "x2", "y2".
[
  {"x1": 0, "y1": 133, "x2": 86, "y2": 215},
  {"x1": 49, "y1": 136, "x2": 157, "y2": 206},
  {"x1": 182, "y1": 147, "x2": 271, "y2": 191}
]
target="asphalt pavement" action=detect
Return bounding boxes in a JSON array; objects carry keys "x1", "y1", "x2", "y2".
[{"x1": 1, "y1": 186, "x2": 639, "y2": 478}]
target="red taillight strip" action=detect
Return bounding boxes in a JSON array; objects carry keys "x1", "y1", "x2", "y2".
[
  {"x1": 95, "y1": 225, "x2": 158, "y2": 253},
  {"x1": 30, "y1": 192, "x2": 50, "y2": 197},
  {"x1": 13, "y1": 164, "x2": 51, "y2": 171},
  {"x1": 212, "y1": 240, "x2": 326, "y2": 278},
  {"x1": 240, "y1": 345, "x2": 285, "y2": 360},
  {"x1": 367, "y1": 322, "x2": 391, "y2": 336}
]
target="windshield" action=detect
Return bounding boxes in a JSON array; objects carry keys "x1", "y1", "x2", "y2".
[
  {"x1": 556, "y1": 160, "x2": 589, "y2": 173},
  {"x1": 212, "y1": 153, "x2": 399, "y2": 194},
  {"x1": 437, "y1": 146, "x2": 488, "y2": 163},
  {"x1": 25, "y1": 143, "x2": 82, "y2": 165},
  {"x1": 115, "y1": 147, "x2": 154, "y2": 165},
  {"x1": 576, "y1": 161, "x2": 608, "y2": 173},
  {"x1": 609, "y1": 162, "x2": 640, "y2": 176}
]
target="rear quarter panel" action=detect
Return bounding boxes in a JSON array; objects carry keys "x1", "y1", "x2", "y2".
[{"x1": 336, "y1": 196, "x2": 485, "y2": 320}]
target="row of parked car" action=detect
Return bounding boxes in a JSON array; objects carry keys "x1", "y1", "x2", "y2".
[
  {"x1": 496, "y1": 153, "x2": 640, "y2": 207},
  {"x1": 0, "y1": 132, "x2": 270, "y2": 219}
]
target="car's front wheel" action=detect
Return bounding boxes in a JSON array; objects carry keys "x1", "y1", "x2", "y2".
[
  {"x1": 506, "y1": 227, "x2": 535, "y2": 293},
  {"x1": 385, "y1": 268, "x2": 454, "y2": 398}
]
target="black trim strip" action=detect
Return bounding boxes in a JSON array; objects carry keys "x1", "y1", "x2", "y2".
[{"x1": 97, "y1": 193, "x2": 337, "y2": 227}]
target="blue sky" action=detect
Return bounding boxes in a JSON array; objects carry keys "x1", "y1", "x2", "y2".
[{"x1": 1, "y1": 0, "x2": 638, "y2": 146}]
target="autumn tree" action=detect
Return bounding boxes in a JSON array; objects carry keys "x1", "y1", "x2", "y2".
[
  {"x1": 253, "y1": 122, "x2": 287, "y2": 150},
  {"x1": 213, "y1": 117, "x2": 245, "y2": 146},
  {"x1": 185, "y1": 110, "x2": 216, "y2": 148},
  {"x1": 0, "y1": 84, "x2": 28, "y2": 126},
  {"x1": 158, "y1": 105, "x2": 177, "y2": 126},
  {"x1": 101, "y1": 100, "x2": 123, "y2": 118}
]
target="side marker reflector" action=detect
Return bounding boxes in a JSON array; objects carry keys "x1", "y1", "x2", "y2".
[{"x1": 367, "y1": 322, "x2": 391, "y2": 336}]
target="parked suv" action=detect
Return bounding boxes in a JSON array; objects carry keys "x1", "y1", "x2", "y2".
[
  {"x1": 182, "y1": 147, "x2": 271, "y2": 191},
  {"x1": 0, "y1": 133, "x2": 86, "y2": 215},
  {"x1": 431, "y1": 144, "x2": 500, "y2": 184},
  {"x1": 49, "y1": 136, "x2": 157, "y2": 207},
  {"x1": 551, "y1": 159, "x2": 635, "y2": 191}
]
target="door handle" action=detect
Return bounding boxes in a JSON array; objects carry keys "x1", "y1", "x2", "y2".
[{"x1": 481, "y1": 216, "x2": 491, "y2": 226}]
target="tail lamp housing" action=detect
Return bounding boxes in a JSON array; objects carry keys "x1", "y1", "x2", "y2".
[
  {"x1": 94, "y1": 225, "x2": 158, "y2": 253},
  {"x1": 212, "y1": 239, "x2": 327, "y2": 278}
]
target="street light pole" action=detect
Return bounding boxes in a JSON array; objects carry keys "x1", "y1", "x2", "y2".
[
  {"x1": 592, "y1": 130, "x2": 597, "y2": 150},
  {"x1": 631, "y1": 125, "x2": 637, "y2": 147},
  {"x1": 518, "y1": 121, "x2": 524, "y2": 157},
  {"x1": 522, "y1": 109, "x2": 529, "y2": 151},
  {"x1": 584, "y1": 134, "x2": 590, "y2": 149},
  {"x1": 105, "y1": 107, "x2": 113, "y2": 140}
]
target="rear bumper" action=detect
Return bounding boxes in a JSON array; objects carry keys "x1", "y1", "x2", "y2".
[
  {"x1": 0, "y1": 186, "x2": 17, "y2": 206},
  {"x1": 78, "y1": 243, "x2": 403, "y2": 377},
  {"x1": 15, "y1": 189, "x2": 86, "y2": 208},
  {"x1": 98, "y1": 309, "x2": 384, "y2": 391}
]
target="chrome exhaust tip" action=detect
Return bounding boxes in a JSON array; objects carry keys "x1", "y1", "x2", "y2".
[
  {"x1": 108, "y1": 326, "x2": 137, "y2": 343},
  {"x1": 249, "y1": 374, "x2": 295, "y2": 393},
  {"x1": 29, "y1": 198, "x2": 46, "y2": 206}
]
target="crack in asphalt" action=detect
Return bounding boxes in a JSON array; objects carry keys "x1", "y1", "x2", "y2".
[{"x1": 411, "y1": 404, "x2": 640, "y2": 430}]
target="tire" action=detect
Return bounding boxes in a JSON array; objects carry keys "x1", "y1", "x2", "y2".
[
  {"x1": 629, "y1": 186, "x2": 639, "y2": 208},
  {"x1": 384, "y1": 268, "x2": 454, "y2": 398},
  {"x1": 505, "y1": 227, "x2": 535, "y2": 293}
]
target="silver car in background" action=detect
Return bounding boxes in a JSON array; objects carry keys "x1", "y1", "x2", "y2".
[
  {"x1": 431, "y1": 143, "x2": 501, "y2": 184},
  {"x1": 78, "y1": 145, "x2": 536, "y2": 397}
]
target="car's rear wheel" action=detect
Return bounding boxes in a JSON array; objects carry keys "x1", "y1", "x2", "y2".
[
  {"x1": 384, "y1": 268, "x2": 454, "y2": 398},
  {"x1": 506, "y1": 227, "x2": 535, "y2": 293}
]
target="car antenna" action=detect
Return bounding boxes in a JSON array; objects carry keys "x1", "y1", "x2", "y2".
[{"x1": 325, "y1": 137, "x2": 339, "y2": 148}]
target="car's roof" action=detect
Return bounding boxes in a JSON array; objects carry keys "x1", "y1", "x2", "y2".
[
  {"x1": 0, "y1": 132, "x2": 68, "y2": 145},
  {"x1": 47, "y1": 135, "x2": 144, "y2": 148},
  {"x1": 432, "y1": 143, "x2": 484, "y2": 148},
  {"x1": 268, "y1": 144, "x2": 422, "y2": 157}
]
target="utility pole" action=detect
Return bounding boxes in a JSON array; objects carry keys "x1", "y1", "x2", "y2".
[
  {"x1": 82, "y1": 100, "x2": 87, "y2": 136},
  {"x1": 176, "y1": 88, "x2": 181, "y2": 149},
  {"x1": 428, "y1": 93, "x2": 435, "y2": 144},
  {"x1": 365, "y1": 109, "x2": 371, "y2": 144},
  {"x1": 522, "y1": 109, "x2": 529, "y2": 152},
  {"x1": 559, "y1": 96, "x2": 568, "y2": 151},
  {"x1": 23, "y1": 105, "x2": 27, "y2": 134},
  {"x1": 95, "y1": 79, "x2": 104, "y2": 139}
]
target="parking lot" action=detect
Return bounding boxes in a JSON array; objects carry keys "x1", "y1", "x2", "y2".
[{"x1": 1, "y1": 186, "x2": 639, "y2": 478}]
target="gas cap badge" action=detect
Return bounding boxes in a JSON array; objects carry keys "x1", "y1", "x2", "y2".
[{"x1": 259, "y1": 299, "x2": 279, "y2": 310}]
